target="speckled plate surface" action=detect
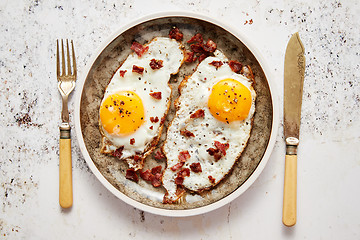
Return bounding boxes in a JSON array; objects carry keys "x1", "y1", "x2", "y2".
[{"x1": 75, "y1": 12, "x2": 279, "y2": 217}]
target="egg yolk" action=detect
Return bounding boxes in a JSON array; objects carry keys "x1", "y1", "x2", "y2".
[
  {"x1": 100, "y1": 91, "x2": 145, "y2": 135},
  {"x1": 208, "y1": 78, "x2": 252, "y2": 123}
]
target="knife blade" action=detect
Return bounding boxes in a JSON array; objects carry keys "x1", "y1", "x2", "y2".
[{"x1": 282, "y1": 32, "x2": 305, "y2": 227}]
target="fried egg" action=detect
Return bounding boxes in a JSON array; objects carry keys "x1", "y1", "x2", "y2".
[
  {"x1": 162, "y1": 50, "x2": 256, "y2": 203},
  {"x1": 99, "y1": 37, "x2": 184, "y2": 170}
]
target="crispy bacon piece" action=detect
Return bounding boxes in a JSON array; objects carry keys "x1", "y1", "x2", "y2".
[
  {"x1": 190, "y1": 109, "x2": 205, "y2": 119},
  {"x1": 149, "y1": 59, "x2": 163, "y2": 70},
  {"x1": 229, "y1": 60, "x2": 243, "y2": 73},
  {"x1": 149, "y1": 126, "x2": 153, "y2": 130},
  {"x1": 132, "y1": 65, "x2": 144, "y2": 74},
  {"x1": 214, "y1": 141, "x2": 229, "y2": 155},
  {"x1": 139, "y1": 169, "x2": 154, "y2": 181},
  {"x1": 133, "y1": 155, "x2": 141, "y2": 162},
  {"x1": 206, "y1": 147, "x2": 222, "y2": 161},
  {"x1": 154, "y1": 150, "x2": 165, "y2": 160},
  {"x1": 203, "y1": 39, "x2": 217, "y2": 52},
  {"x1": 190, "y1": 43, "x2": 206, "y2": 53},
  {"x1": 187, "y1": 33, "x2": 203, "y2": 44},
  {"x1": 180, "y1": 129, "x2": 195, "y2": 137},
  {"x1": 149, "y1": 92, "x2": 162, "y2": 100},
  {"x1": 119, "y1": 70, "x2": 127, "y2": 77},
  {"x1": 208, "y1": 175, "x2": 216, "y2": 184},
  {"x1": 207, "y1": 141, "x2": 229, "y2": 160},
  {"x1": 111, "y1": 146, "x2": 124, "y2": 158},
  {"x1": 190, "y1": 162, "x2": 202, "y2": 173},
  {"x1": 198, "y1": 53, "x2": 208, "y2": 63},
  {"x1": 160, "y1": 116, "x2": 166, "y2": 124},
  {"x1": 131, "y1": 41, "x2": 149, "y2": 57},
  {"x1": 175, "y1": 176, "x2": 184, "y2": 185},
  {"x1": 150, "y1": 116, "x2": 159, "y2": 123},
  {"x1": 184, "y1": 51, "x2": 195, "y2": 63},
  {"x1": 151, "y1": 165, "x2": 162, "y2": 174},
  {"x1": 126, "y1": 168, "x2": 138, "y2": 182},
  {"x1": 169, "y1": 27, "x2": 183, "y2": 41},
  {"x1": 171, "y1": 162, "x2": 184, "y2": 171},
  {"x1": 177, "y1": 168, "x2": 190, "y2": 178},
  {"x1": 151, "y1": 173, "x2": 162, "y2": 187},
  {"x1": 178, "y1": 150, "x2": 190, "y2": 162},
  {"x1": 130, "y1": 138, "x2": 135, "y2": 145},
  {"x1": 209, "y1": 61, "x2": 223, "y2": 69}
]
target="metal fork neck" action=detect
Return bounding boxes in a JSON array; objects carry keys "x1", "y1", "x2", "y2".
[{"x1": 61, "y1": 96, "x2": 69, "y2": 123}]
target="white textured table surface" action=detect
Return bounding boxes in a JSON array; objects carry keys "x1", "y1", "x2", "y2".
[{"x1": 1, "y1": 0, "x2": 359, "y2": 239}]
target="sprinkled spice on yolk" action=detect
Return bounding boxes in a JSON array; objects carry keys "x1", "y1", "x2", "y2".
[
  {"x1": 100, "y1": 91, "x2": 145, "y2": 135},
  {"x1": 208, "y1": 78, "x2": 252, "y2": 123}
]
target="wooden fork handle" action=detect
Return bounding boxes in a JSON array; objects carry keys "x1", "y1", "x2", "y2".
[
  {"x1": 282, "y1": 154, "x2": 297, "y2": 226},
  {"x1": 59, "y1": 127, "x2": 73, "y2": 208}
]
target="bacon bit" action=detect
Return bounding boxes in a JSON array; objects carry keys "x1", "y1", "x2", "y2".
[
  {"x1": 132, "y1": 65, "x2": 144, "y2": 74},
  {"x1": 208, "y1": 175, "x2": 216, "y2": 184},
  {"x1": 184, "y1": 51, "x2": 195, "y2": 63},
  {"x1": 149, "y1": 92, "x2": 162, "y2": 100},
  {"x1": 130, "y1": 41, "x2": 149, "y2": 57},
  {"x1": 126, "y1": 168, "x2": 138, "y2": 182},
  {"x1": 190, "y1": 43, "x2": 206, "y2": 53},
  {"x1": 175, "y1": 176, "x2": 184, "y2": 185},
  {"x1": 151, "y1": 173, "x2": 162, "y2": 187},
  {"x1": 154, "y1": 150, "x2": 165, "y2": 160},
  {"x1": 111, "y1": 146, "x2": 124, "y2": 158},
  {"x1": 149, "y1": 126, "x2": 153, "y2": 130},
  {"x1": 207, "y1": 141, "x2": 229, "y2": 160},
  {"x1": 203, "y1": 39, "x2": 217, "y2": 53},
  {"x1": 209, "y1": 61, "x2": 223, "y2": 69},
  {"x1": 198, "y1": 53, "x2": 208, "y2": 63},
  {"x1": 177, "y1": 168, "x2": 190, "y2": 178},
  {"x1": 190, "y1": 162, "x2": 202, "y2": 173},
  {"x1": 151, "y1": 165, "x2": 162, "y2": 174},
  {"x1": 119, "y1": 70, "x2": 127, "y2": 77},
  {"x1": 180, "y1": 129, "x2": 195, "y2": 137},
  {"x1": 149, "y1": 59, "x2": 163, "y2": 70},
  {"x1": 229, "y1": 60, "x2": 243, "y2": 73},
  {"x1": 160, "y1": 116, "x2": 166, "y2": 124},
  {"x1": 190, "y1": 109, "x2": 205, "y2": 119},
  {"x1": 150, "y1": 116, "x2": 159, "y2": 123},
  {"x1": 178, "y1": 150, "x2": 191, "y2": 162},
  {"x1": 187, "y1": 33, "x2": 203, "y2": 44},
  {"x1": 134, "y1": 155, "x2": 141, "y2": 162},
  {"x1": 249, "y1": 19, "x2": 253, "y2": 24},
  {"x1": 169, "y1": 27, "x2": 183, "y2": 41},
  {"x1": 171, "y1": 162, "x2": 184, "y2": 171},
  {"x1": 207, "y1": 147, "x2": 222, "y2": 160},
  {"x1": 214, "y1": 141, "x2": 229, "y2": 155},
  {"x1": 139, "y1": 169, "x2": 154, "y2": 181},
  {"x1": 129, "y1": 138, "x2": 135, "y2": 145}
]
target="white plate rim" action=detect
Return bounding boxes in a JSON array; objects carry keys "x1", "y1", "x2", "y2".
[{"x1": 74, "y1": 11, "x2": 280, "y2": 217}]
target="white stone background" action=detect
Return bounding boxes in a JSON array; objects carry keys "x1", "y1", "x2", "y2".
[{"x1": 1, "y1": 0, "x2": 359, "y2": 239}]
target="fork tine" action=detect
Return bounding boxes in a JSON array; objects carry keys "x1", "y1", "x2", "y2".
[
  {"x1": 61, "y1": 39, "x2": 66, "y2": 76},
  {"x1": 56, "y1": 40, "x2": 60, "y2": 78},
  {"x1": 66, "y1": 39, "x2": 71, "y2": 75},
  {"x1": 71, "y1": 40, "x2": 77, "y2": 78}
]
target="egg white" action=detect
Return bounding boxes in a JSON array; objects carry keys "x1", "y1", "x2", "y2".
[
  {"x1": 100, "y1": 37, "x2": 184, "y2": 161},
  {"x1": 162, "y1": 50, "x2": 256, "y2": 202}
]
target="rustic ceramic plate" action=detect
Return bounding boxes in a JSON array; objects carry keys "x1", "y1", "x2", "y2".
[{"x1": 74, "y1": 12, "x2": 279, "y2": 217}]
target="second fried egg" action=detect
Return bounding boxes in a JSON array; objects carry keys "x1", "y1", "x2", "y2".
[{"x1": 162, "y1": 50, "x2": 256, "y2": 203}]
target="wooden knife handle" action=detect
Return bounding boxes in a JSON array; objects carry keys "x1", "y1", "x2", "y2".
[
  {"x1": 282, "y1": 154, "x2": 297, "y2": 226},
  {"x1": 59, "y1": 138, "x2": 73, "y2": 208}
]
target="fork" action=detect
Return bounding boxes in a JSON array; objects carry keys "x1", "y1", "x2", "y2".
[{"x1": 56, "y1": 39, "x2": 76, "y2": 208}]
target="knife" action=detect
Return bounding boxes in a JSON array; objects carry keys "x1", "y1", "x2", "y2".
[{"x1": 282, "y1": 32, "x2": 305, "y2": 227}]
